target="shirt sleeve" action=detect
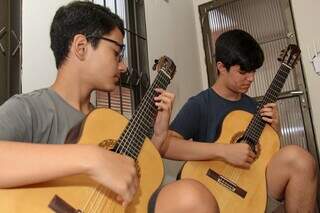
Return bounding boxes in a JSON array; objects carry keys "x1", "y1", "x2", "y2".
[
  {"x1": 0, "y1": 96, "x2": 32, "y2": 142},
  {"x1": 170, "y1": 97, "x2": 201, "y2": 140}
]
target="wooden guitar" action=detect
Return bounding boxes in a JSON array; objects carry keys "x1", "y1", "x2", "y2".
[
  {"x1": 0, "y1": 56, "x2": 176, "y2": 213},
  {"x1": 181, "y1": 45, "x2": 301, "y2": 213}
]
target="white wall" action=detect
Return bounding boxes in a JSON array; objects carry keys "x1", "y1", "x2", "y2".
[
  {"x1": 193, "y1": 0, "x2": 211, "y2": 90},
  {"x1": 192, "y1": 0, "x2": 320, "y2": 153},
  {"x1": 290, "y1": 0, "x2": 320, "y2": 153},
  {"x1": 145, "y1": 0, "x2": 203, "y2": 115},
  {"x1": 144, "y1": 0, "x2": 203, "y2": 182},
  {"x1": 22, "y1": 0, "x2": 71, "y2": 92}
]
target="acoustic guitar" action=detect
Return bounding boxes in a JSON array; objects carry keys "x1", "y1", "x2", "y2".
[
  {"x1": 181, "y1": 45, "x2": 301, "y2": 213},
  {"x1": 0, "y1": 56, "x2": 176, "y2": 213}
]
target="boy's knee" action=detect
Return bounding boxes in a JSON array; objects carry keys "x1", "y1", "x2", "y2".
[
  {"x1": 281, "y1": 145, "x2": 317, "y2": 176},
  {"x1": 156, "y1": 179, "x2": 219, "y2": 213}
]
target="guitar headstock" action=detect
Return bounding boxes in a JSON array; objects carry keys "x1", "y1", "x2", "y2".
[
  {"x1": 277, "y1": 44, "x2": 301, "y2": 68},
  {"x1": 152, "y1": 56, "x2": 176, "y2": 80}
]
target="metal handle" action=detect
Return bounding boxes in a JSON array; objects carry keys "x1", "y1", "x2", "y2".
[
  {"x1": 0, "y1": 27, "x2": 7, "y2": 55},
  {"x1": 290, "y1": 90, "x2": 304, "y2": 95},
  {"x1": 0, "y1": 27, "x2": 6, "y2": 38},
  {"x1": 289, "y1": 90, "x2": 307, "y2": 105},
  {"x1": 11, "y1": 30, "x2": 21, "y2": 57},
  {"x1": 0, "y1": 43, "x2": 5, "y2": 55}
]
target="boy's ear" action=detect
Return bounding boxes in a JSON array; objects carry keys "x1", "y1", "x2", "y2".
[
  {"x1": 216, "y1": 61, "x2": 227, "y2": 75},
  {"x1": 72, "y1": 34, "x2": 89, "y2": 61}
]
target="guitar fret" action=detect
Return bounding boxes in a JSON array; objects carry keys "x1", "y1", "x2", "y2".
[
  {"x1": 115, "y1": 62, "x2": 175, "y2": 159},
  {"x1": 244, "y1": 63, "x2": 293, "y2": 144}
]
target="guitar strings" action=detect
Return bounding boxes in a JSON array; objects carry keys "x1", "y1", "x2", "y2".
[
  {"x1": 226, "y1": 65, "x2": 290, "y2": 184},
  {"x1": 81, "y1": 69, "x2": 170, "y2": 212},
  {"x1": 220, "y1": 65, "x2": 291, "y2": 209},
  {"x1": 119, "y1": 70, "x2": 169, "y2": 156},
  {"x1": 116, "y1": 70, "x2": 168, "y2": 158},
  {"x1": 82, "y1": 90, "x2": 156, "y2": 212},
  {"x1": 94, "y1": 72, "x2": 168, "y2": 212}
]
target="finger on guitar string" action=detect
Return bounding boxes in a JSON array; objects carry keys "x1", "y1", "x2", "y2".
[{"x1": 87, "y1": 147, "x2": 139, "y2": 207}]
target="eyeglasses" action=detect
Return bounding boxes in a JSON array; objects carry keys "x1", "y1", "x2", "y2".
[{"x1": 87, "y1": 36, "x2": 126, "y2": 62}]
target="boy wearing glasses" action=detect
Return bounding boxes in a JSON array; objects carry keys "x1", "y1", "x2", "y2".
[{"x1": 0, "y1": 1, "x2": 217, "y2": 213}]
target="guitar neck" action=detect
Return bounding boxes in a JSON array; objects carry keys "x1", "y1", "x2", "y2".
[
  {"x1": 114, "y1": 70, "x2": 172, "y2": 160},
  {"x1": 244, "y1": 63, "x2": 292, "y2": 144}
]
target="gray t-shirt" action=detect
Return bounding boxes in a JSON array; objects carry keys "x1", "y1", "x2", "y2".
[{"x1": 0, "y1": 88, "x2": 85, "y2": 144}]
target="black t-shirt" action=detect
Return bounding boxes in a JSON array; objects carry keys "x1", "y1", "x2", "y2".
[{"x1": 170, "y1": 88, "x2": 257, "y2": 142}]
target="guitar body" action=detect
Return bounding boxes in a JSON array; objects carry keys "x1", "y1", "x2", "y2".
[
  {"x1": 181, "y1": 110, "x2": 280, "y2": 213},
  {"x1": 0, "y1": 108, "x2": 164, "y2": 213}
]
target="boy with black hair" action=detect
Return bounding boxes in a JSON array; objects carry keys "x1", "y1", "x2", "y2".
[
  {"x1": 162, "y1": 29, "x2": 318, "y2": 212},
  {"x1": 0, "y1": 1, "x2": 217, "y2": 212}
]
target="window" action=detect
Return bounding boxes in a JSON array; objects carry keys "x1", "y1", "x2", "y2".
[{"x1": 92, "y1": 0, "x2": 149, "y2": 119}]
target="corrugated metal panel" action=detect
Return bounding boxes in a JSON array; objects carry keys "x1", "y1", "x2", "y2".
[
  {"x1": 278, "y1": 97, "x2": 307, "y2": 149},
  {"x1": 209, "y1": 0, "x2": 286, "y2": 44},
  {"x1": 248, "y1": 39, "x2": 296, "y2": 97}
]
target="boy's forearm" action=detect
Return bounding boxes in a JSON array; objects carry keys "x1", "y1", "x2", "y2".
[{"x1": 0, "y1": 142, "x2": 97, "y2": 188}]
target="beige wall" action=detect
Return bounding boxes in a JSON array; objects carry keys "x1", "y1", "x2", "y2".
[
  {"x1": 22, "y1": 0, "x2": 71, "y2": 92},
  {"x1": 290, "y1": 0, "x2": 320, "y2": 152},
  {"x1": 144, "y1": 0, "x2": 203, "y2": 117},
  {"x1": 193, "y1": 0, "x2": 320, "y2": 153},
  {"x1": 144, "y1": 0, "x2": 203, "y2": 182},
  {"x1": 193, "y1": 0, "x2": 212, "y2": 90}
]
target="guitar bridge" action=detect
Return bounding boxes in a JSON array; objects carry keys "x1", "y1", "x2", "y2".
[
  {"x1": 207, "y1": 169, "x2": 247, "y2": 198},
  {"x1": 48, "y1": 195, "x2": 83, "y2": 213}
]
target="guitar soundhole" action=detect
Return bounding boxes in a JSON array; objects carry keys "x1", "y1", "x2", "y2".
[
  {"x1": 231, "y1": 132, "x2": 244, "y2": 144},
  {"x1": 232, "y1": 132, "x2": 256, "y2": 153}
]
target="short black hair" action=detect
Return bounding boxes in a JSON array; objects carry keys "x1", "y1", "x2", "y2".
[
  {"x1": 50, "y1": 1, "x2": 124, "y2": 68},
  {"x1": 215, "y1": 29, "x2": 264, "y2": 72}
]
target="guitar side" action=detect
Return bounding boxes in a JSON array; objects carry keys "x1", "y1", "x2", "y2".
[
  {"x1": 181, "y1": 110, "x2": 280, "y2": 213},
  {"x1": 0, "y1": 108, "x2": 164, "y2": 213}
]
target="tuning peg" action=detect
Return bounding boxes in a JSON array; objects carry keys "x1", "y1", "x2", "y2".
[
  {"x1": 277, "y1": 56, "x2": 283, "y2": 62},
  {"x1": 152, "y1": 59, "x2": 159, "y2": 71}
]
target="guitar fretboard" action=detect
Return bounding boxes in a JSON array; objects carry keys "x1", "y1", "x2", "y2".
[
  {"x1": 114, "y1": 70, "x2": 171, "y2": 160},
  {"x1": 243, "y1": 63, "x2": 291, "y2": 145}
]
